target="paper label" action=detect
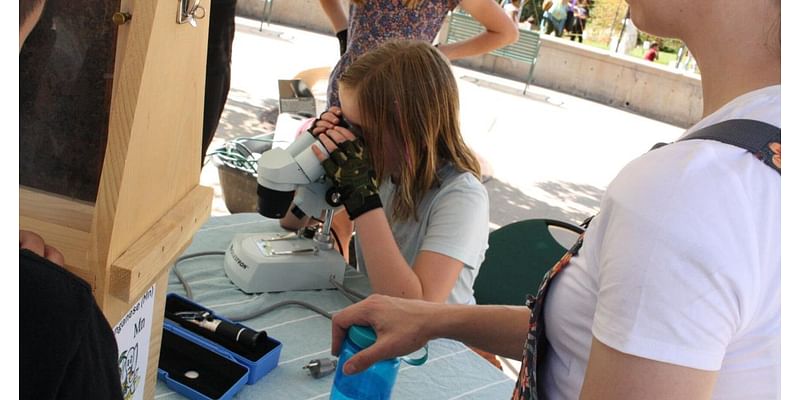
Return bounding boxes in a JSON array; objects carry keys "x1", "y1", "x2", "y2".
[{"x1": 113, "y1": 284, "x2": 156, "y2": 400}]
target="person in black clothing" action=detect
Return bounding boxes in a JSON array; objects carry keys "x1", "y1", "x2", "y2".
[
  {"x1": 20, "y1": 245, "x2": 123, "y2": 400},
  {"x1": 569, "y1": 0, "x2": 589, "y2": 42},
  {"x1": 201, "y1": 0, "x2": 238, "y2": 164},
  {"x1": 19, "y1": 1, "x2": 123, "y2": 398}
]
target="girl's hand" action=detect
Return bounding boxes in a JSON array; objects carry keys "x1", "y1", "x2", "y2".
[
  {"x1": 310, "y1": 106, "x2": 343, "y2": 136},
  {"x1": 312, "y1": 126, "x2": 381, "y2": 220}
]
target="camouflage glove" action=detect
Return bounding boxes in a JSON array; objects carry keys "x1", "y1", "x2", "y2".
[{"x1": 320, "y1": 138, "x2": 382, "y2": 220}]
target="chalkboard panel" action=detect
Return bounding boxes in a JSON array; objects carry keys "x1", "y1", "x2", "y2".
[{"x1": 19, "y1": 0, "x2": 120, "y2": 202}]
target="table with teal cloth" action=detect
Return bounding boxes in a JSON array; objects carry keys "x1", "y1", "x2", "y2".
[{"x1": 154, "y1": 213, "x2": 515, "y2": 399}]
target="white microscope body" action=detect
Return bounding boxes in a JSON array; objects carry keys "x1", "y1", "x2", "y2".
[{"x1": 223, "y1": 120, "x2": 347, "y2": 294}]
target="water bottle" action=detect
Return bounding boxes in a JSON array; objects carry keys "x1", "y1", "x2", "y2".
[{"x1": 330, "y1": 325, "x2": 427, "y2": 400}]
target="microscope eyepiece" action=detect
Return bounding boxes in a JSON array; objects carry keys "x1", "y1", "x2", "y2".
[{"x1": 257, "y1": 185, "x2": 295, "y2": 218}]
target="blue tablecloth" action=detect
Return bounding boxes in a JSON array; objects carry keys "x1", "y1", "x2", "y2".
[{"x1": 154, "y1": 213, "x2": 515, "y2": 399}]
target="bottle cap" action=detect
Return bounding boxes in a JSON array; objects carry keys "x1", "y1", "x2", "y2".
[
  {"x1": 347, "y1": 325, "x2": 377, "y2": 350},
  {"x1": 346, "y1": 325, "x2": 429, "y2": 366}
]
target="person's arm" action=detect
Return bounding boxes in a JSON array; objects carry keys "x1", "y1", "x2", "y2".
[
  {"x1": 318, "y1": 122, "x2": 489, "y2": 302},
  {"x1": 437, "y1": 0, "x2": 519, "y2": 60},
  {"x1": 579, "y1": 337, "x2": 718, "y2": 400},
  {"x1": 314, "y1": 129, "x2": 468, "y2": 302},
  {"x1": 278, "y1": 204, "x2": 312, "y2": 231},
  {"x1": 331, "y1": 294, "x2": 530, "y2": 374},
  {"x1": 319, "y1": 0, "x2": 349, "y2": 33},
  {"x1": 352, "y1": 209, "x2": 464, "y2": 302},
  {"x1": 355, "y1": 172, "x2": 488, "y2": 302}
]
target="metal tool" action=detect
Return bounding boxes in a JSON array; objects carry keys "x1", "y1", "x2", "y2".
[{"x1": 174, "y1": 310, "x2": 267, "y2": 350}]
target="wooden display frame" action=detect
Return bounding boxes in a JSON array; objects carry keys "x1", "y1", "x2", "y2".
[{"x1": 20, "y1": 0, "x2": 213, "y2": 397}]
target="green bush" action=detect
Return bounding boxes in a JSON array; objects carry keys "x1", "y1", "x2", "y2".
[{"x1": 638, "y1": 32, "x2": 683, "y2": 53}]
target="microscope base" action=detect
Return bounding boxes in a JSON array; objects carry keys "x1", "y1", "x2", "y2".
[{"x1": 224, "y1": 233, "x2": 347, "y2": 294}]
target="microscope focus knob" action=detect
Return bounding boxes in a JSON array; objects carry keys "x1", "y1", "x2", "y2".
[{"x1": 325, "y1": 187, "x2": 343, "y2": 207}]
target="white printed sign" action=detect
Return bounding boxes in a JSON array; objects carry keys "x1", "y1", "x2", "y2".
[{"x1": 113, "y1": 284, "x2": 156, "y2": 400}]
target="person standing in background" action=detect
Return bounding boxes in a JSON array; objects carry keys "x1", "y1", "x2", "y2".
[
  {"x1": 564, "y1": 0, "x2": 576, "y2": 38},
  {"x1": 318, "y1": 0, "x2": 518, "y2": 108},
  {"x1": 201, "y1": 0, "x2": 238, "y2": 163},
  {"x1": 644, "y1": 41, "x2": 659, "y2": 61},
  {"x1": 570, "y1": 0, "x2": 589, "y2": 42},
  {"x1": 541, "y1": 0, "x2": 569, "y2": 37},
  {"x1": 503, "y1": 0, "x2": 522, "y2": 23}
]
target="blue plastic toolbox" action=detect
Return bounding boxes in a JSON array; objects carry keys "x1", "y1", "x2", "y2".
[{"x1": 158, "y1": 294, "x2": 282, "y2": 399}]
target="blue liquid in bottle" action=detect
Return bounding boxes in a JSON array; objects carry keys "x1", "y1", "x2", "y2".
[{"x1": 330, "y1": 326, "x2": 400, "y2": 400}]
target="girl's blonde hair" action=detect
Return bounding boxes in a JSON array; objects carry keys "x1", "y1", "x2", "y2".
[{"x1": 338, "y1": 40, "x2": 481, "y2": 222}]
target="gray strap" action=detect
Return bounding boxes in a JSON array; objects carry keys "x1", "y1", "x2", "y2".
[{"x1": 658, "y1": 119, "x2": 781, "y2": 174}]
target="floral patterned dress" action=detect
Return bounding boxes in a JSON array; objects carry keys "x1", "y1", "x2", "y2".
[{"x1": 326, "y1": 0, "x2": 460, "y2": 107}]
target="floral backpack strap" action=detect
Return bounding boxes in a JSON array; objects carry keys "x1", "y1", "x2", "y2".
[{"x1": 512, "y1": 216, "x2": 593, "y2": 400}]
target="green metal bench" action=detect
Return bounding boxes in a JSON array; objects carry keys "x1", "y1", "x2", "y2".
[{"x1": 445, "y1": 11, "x2": 541, "y2": 94}]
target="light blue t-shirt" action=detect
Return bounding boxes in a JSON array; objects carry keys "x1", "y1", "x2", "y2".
[{"x1": 354, "y1": 163, "x2": 490, "y2": 305}]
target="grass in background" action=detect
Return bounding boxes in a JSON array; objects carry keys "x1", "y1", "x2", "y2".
[
  {"x1": 583, "y1": 39, "x2": 609, "y2": 51},
  {"x1": 578, "y1": 38, "x2": 678, "y2": 67}
]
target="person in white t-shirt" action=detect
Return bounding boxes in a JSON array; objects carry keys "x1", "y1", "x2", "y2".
[{"x1": 328, "y1": 0, "x2": 781, "y2": 398}]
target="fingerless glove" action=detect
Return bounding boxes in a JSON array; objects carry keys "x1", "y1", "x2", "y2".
[{"x1": 320, "y1": 138, "x2": 382, "y2": 220}]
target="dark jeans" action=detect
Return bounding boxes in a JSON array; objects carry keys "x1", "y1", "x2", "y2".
[
  {"x1": 564, "y1": 10, "x2": 574, "y2": 37},
  {"x1": 570, "y1": 18, "x2": 585, "y2": 42},
  {"x1": 202, "y1": 0, "x2": 238, "y2": 164},
  {"x1": 540, "y1": 12, "x2": 566, "y2": 37}
]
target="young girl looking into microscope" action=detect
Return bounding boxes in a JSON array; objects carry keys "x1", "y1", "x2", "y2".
[{"x1": 282, "y1": 40, "x2": 489, "y2": 305}]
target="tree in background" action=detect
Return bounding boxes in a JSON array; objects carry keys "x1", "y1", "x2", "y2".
[
  {"x1": 638, "y1": 32, "x2": 683, "y2": 54},
  {"x1": 581, "y1": 0, "x2": 624, "y2": 44},
  {"x1": 583, "y1": 0, "x2": 683, "y2": 53}
]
